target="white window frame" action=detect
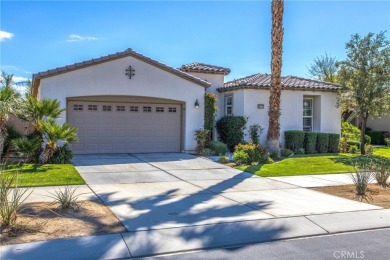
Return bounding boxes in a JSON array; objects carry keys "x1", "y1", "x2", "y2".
[
  {"x1": 303, "y1": 98, "x2": 313, "y2": 132},
  {"x1": 224, "y1": 94, "x2": 233, "y2": 116}
]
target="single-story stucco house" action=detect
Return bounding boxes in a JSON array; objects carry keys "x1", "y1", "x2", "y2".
[{"x1": 32, "y1": 48, "x2": 342, "y2": 154}]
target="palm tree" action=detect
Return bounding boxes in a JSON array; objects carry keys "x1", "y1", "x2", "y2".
[
  {"x1": 0, "y1": 72, "x2": 20, "y2": 158},
  {"x1": 267, "y1": 0, "x2": 284, "y2": 153},
  {"x1": 19, "y1": 95, "x2": 65, "y2": 135},
  {"x1": 38, "y1": 120, "x2": 78, "y2": 164}
]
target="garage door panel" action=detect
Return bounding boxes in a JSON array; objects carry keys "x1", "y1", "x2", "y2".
[{"x1": 68, "y1": 101, "x2": 181, "y2": 154}]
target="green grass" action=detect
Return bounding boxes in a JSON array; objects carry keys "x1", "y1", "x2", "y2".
[
  {"x1": 1, "y1": 164, "x2": 85, "y2": 187},
  {"x1": 236, "y1": 147, "x2": 390, "y2": 177}
]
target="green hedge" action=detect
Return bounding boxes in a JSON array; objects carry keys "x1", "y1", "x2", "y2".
[
  {"x1": 316, "y1": 133, "x2": 329, "y2": 153},
  {"x1": 328, "y1": 133, "x2": 340, "y2": 153},
  {"x1": 284, "y1": 130, "x2": 305, "y2": 150},
  {"x1": 304, "y1": 132, "x2": 317, "y2": 154},
  {"x1": 216, "y1": 116, "x2": 247, "y2": 151},
  {"x1": 366, "y1": 131, "x2": 386, "y2": 145}
]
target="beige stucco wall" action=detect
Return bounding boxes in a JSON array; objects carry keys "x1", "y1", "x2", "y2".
[
  {"x1": 233, "y1": 89, "x2": 341, "y2": 146},
  {"x1": 38, "y1": 56, "x2": 206, "y2": 152},
  {"x1": 367, "y1": 112, "x2": 390, "y2": 132}
]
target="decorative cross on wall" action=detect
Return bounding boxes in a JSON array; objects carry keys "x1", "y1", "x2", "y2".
[{"x1": 125, "y1": 66, "x2": 135, "y2": 79}]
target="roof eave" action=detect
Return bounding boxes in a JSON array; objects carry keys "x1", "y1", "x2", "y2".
[{"x1": 217, "y1": 85, "x2": 342, "y2": 93}]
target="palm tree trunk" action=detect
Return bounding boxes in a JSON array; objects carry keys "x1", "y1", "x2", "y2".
[
  {"x1": 267, "y1": 0, "x2": 284, "y2": 153},
  {"x1": 0, "y1": 129, "x2": 5, "y2": 159}
]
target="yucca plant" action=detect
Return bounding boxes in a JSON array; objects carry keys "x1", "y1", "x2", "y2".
[
  {"x1": 349, "y1": 157, "x2": 375, "y2": 201},
  {"x1": 12, "y1": 136, "x2": 42, "y2": 162},
  {"x1": 39, "y1": 119, "x2": 78, "y2": 164},
  {"x1": 373, "y1": 158, "x2": 390, "y2": 187},
  {"x1": 0, "y1": 164, "x2": 31, "y2": 227},
  {"x1": 47, "y1": 185, "x2": 81, "y2": 210}
]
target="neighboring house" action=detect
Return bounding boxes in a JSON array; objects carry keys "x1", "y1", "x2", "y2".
[
  {"x1": 33, "y1": 48, "x2": 342, "y2": 154},
  {"x1": 367, "y1": 112, "x2": 390, "y2": 132}
]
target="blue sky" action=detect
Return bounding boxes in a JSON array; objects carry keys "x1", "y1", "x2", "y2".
[{"x1": 1, "y1": 0, "x2": 389, "y2": 86}]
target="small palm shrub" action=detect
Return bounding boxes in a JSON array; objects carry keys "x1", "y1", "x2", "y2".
[
  {"x1": 47, "y1": 144, "x2": 73, "y2": 164},
  {"x1": 0, "y1": 165, "x2": 31, "y2": 227},
  {"x1": 12, "y1": 136, "x2": 41, "y2": 162},
  {"x1": 349, "y1": 157, "x2": 374, "y2": 200},
  {"x1": 194, "y1": 129, "x2": 209, "y2": 155},
  {"x1": 373, "y1": 158, "x2": 390, "y2": 187},
  {"x1": 47, "y1": 186, "x2": 81, "y2": 210},
  {"x1": 207, "y1": 141, "x2": 228, "y2": 156}
]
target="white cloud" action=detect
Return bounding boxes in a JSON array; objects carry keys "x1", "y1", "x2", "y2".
[
  {"x1": 0, "y1": 31, "x2": 14, "y2": 41},
  {"x1": 67, "y1": 34, "x2": 97, "y2": 42}
]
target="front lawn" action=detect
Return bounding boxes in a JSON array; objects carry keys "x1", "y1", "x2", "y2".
[
  {"x1": 1, "y1": 164, "x2": 85, "y2": 187},
  {"x1": 236, "y1": 147, "x2": 390, "y2": 177}
]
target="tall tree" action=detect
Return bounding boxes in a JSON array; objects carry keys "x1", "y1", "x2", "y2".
[
  {"x1": 338, "y1": 31, "x2": 390, "y2": 154},
  {"x1": 267, "y1": 0, "x2": 284, "y2": 153},
  {"x1": 307, "y1": 53, "x2": 338, "y2": 83}
]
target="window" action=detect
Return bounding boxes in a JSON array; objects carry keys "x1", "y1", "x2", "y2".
[
  {"x1": 303, "y1": 98, "x2": 313, "y2": 131},
  {"x1": 88, "y1": 105, "x2": 97, "y2": 111},
  {"x1": 143, "y1": 106, "x2": 152, "y2": 112},
  {"x1": 116, "y1": 105, "x2": 125, "y2": 112},
  {"x1": 73, "y1": 104, "x2": 83, "y2": 111},
  {"x1": 102, "y1": 105, "x2": 112, "y2": 112},
  {"x1": 156, "y1": 107, "x2": 164, "y2": 112},
  {"x1": 130, "y1": 106, "x2": 139, "y2": 112},
  {"x1": 168, "y1": 107, "x2": 177, "y2": 113},
  {"x1": 225, "y1": 95, "x2": 233, "y2": 115}
]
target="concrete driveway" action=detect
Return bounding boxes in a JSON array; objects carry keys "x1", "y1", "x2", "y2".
[{"x1": 72, "y1": 153, "x2": 389, "y2": 257}]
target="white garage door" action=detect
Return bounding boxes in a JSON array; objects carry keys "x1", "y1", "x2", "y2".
[{"x1": 67, "y1": 101, "x2": 181, "y2": 154}]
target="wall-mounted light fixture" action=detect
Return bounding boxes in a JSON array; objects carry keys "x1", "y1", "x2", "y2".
[{"x1": 195, "y1": 99, "x2": 199, "y2": 109}]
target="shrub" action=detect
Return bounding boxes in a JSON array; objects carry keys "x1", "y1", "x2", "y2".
[
  {"x1": 304, "y1": 132, "x2": 317, "y2": 154},
  {"x1": 200, "y1": 148, "x2": 214, "y2": 156},
  {"x1": 373, "y1": 158, "x2": 390, "y2": 187},
  {"x1": 218, "y1": 155, "x2": 230, "y2": 164},
  {"x1": 294, "y1": 148, "x2": 305, "y2": 155},
  {"x1": 339, "y1": 138, "x2": 348, "y2": 153},
  {"x1": 47, "y1": 185, "x2": 81, "y2": 210},
  {"x1": 349, "y1": 157, "x2": 375, "y2": 200},
  {"x1": 281, "y1": 149, "x2": 294, "y2": 158},
  {"x1": 316, "y1": 133, "x2": 329, "y2": 153},
  {"x1": 248, "y1": 124, "x2": 264, "y2": 145},
  {"x1": 386, "y1": 138, "x2": 390, "y2": 146},
  {"x1": 366, "y1": 131, "x2": 386, "y2": 145},
  {"x1": 207, "y1": 141, "x2": 228, "y2": 156},
  {"x1": 365, "y1": 145, "x2": 374, "y2": 155},
  {"x1": 364, "y1": 134, "x2": 371, "y2": 145},
  {"x1": 216, "y1": 116, "x2": 247, "y2": 151},
  {"x1": 328, "y1": 133, "x2": 340, "y2": 153},
  {"x1": 264, "y1": 157, "x2": 275, "y2": 164},
  {"x1": 47, "y1": 144, "x2": 73, "y2": 164},
  {"x1": 194, "y1": 129, "x2": 210, "y2": 154},
  {"x1": 341, "y1": 122, "x2": 360, "y2": 142},
  {"x1": 284, "y1": 130, "x2": 305, "y2": 151},
  {"x1": 233, "y1": 150, "x2": 249, "y2": 165},
  {"x1": 234, "y1": 143, "x2": 267, "y2": 164},
  {"x1": 3, "y1": 126, "x2": 23, "y2": 156},
  {"x1": 269, "y1": 150, "x2": 281, "y2": 161},
  {"x1": 13, "y1": 136, "x2": 41, "y2": 162},
  {"x1": 204, "y1": 93, "x2": 218, "y2": 137},
  {"x1": 347, "y1": 140, "x2": 361, "y2": 149},
  {"x1": 348, "y1": 145, "x2": 359, "y2": 154}
]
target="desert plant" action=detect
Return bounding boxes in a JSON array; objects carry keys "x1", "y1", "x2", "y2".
[
  {"x1": 294, "y1": 148, "x2": 305, "y2": 155},
  {"x1": 47, "y1": 185, "x2": 81, "y2": 210},
  {"x1": 281, "y1": 149, "x2": 294, "y2": 158},
  {"x1": 194, "y1": 128, "x2": 210, "y2": 154},
  {"x1": 207, "y1": 140, "x2": 228, "y2": 156},
  {"x1": 12, "y1": 136, "x2": 41, "y2": 162},
  {"x1": 233, "y1": 150, "x2": 249, "y2": 165},
  {"x1": 284, "y1": 130, "x2": 305, "y2": 150},
  {"x1": 46, "y1": 144, "x2": 73, "y2": 164},
  {"x1": 218, "y1": 155, "x2": 229, "y2": 164},
  {"x1": 373, "y1": 158, "x2": 390, "y2": 187},
  {"x1": 349, "y1": 157, "x2": 375, "y2": 200},
  {"x1": 0, "y1": 165, "x2": 31, "y2": 227},
  {"x1": 216, "y1": 116, "x2": 247, "y2": 151},
  {"x1": 249, "y1": 124, "x2": 264, "y2": 145}
]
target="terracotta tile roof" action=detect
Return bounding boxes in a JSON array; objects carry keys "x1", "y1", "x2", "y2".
[
  {"x1": 218, "y1": 73, "x2": 343, "y2": 92},
  {"x1": 180, "y1": 62, "x2": 231, "y2": 75},
  {"x1": 32, "y1": 48, "x2": 210, "y2": 96}
]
